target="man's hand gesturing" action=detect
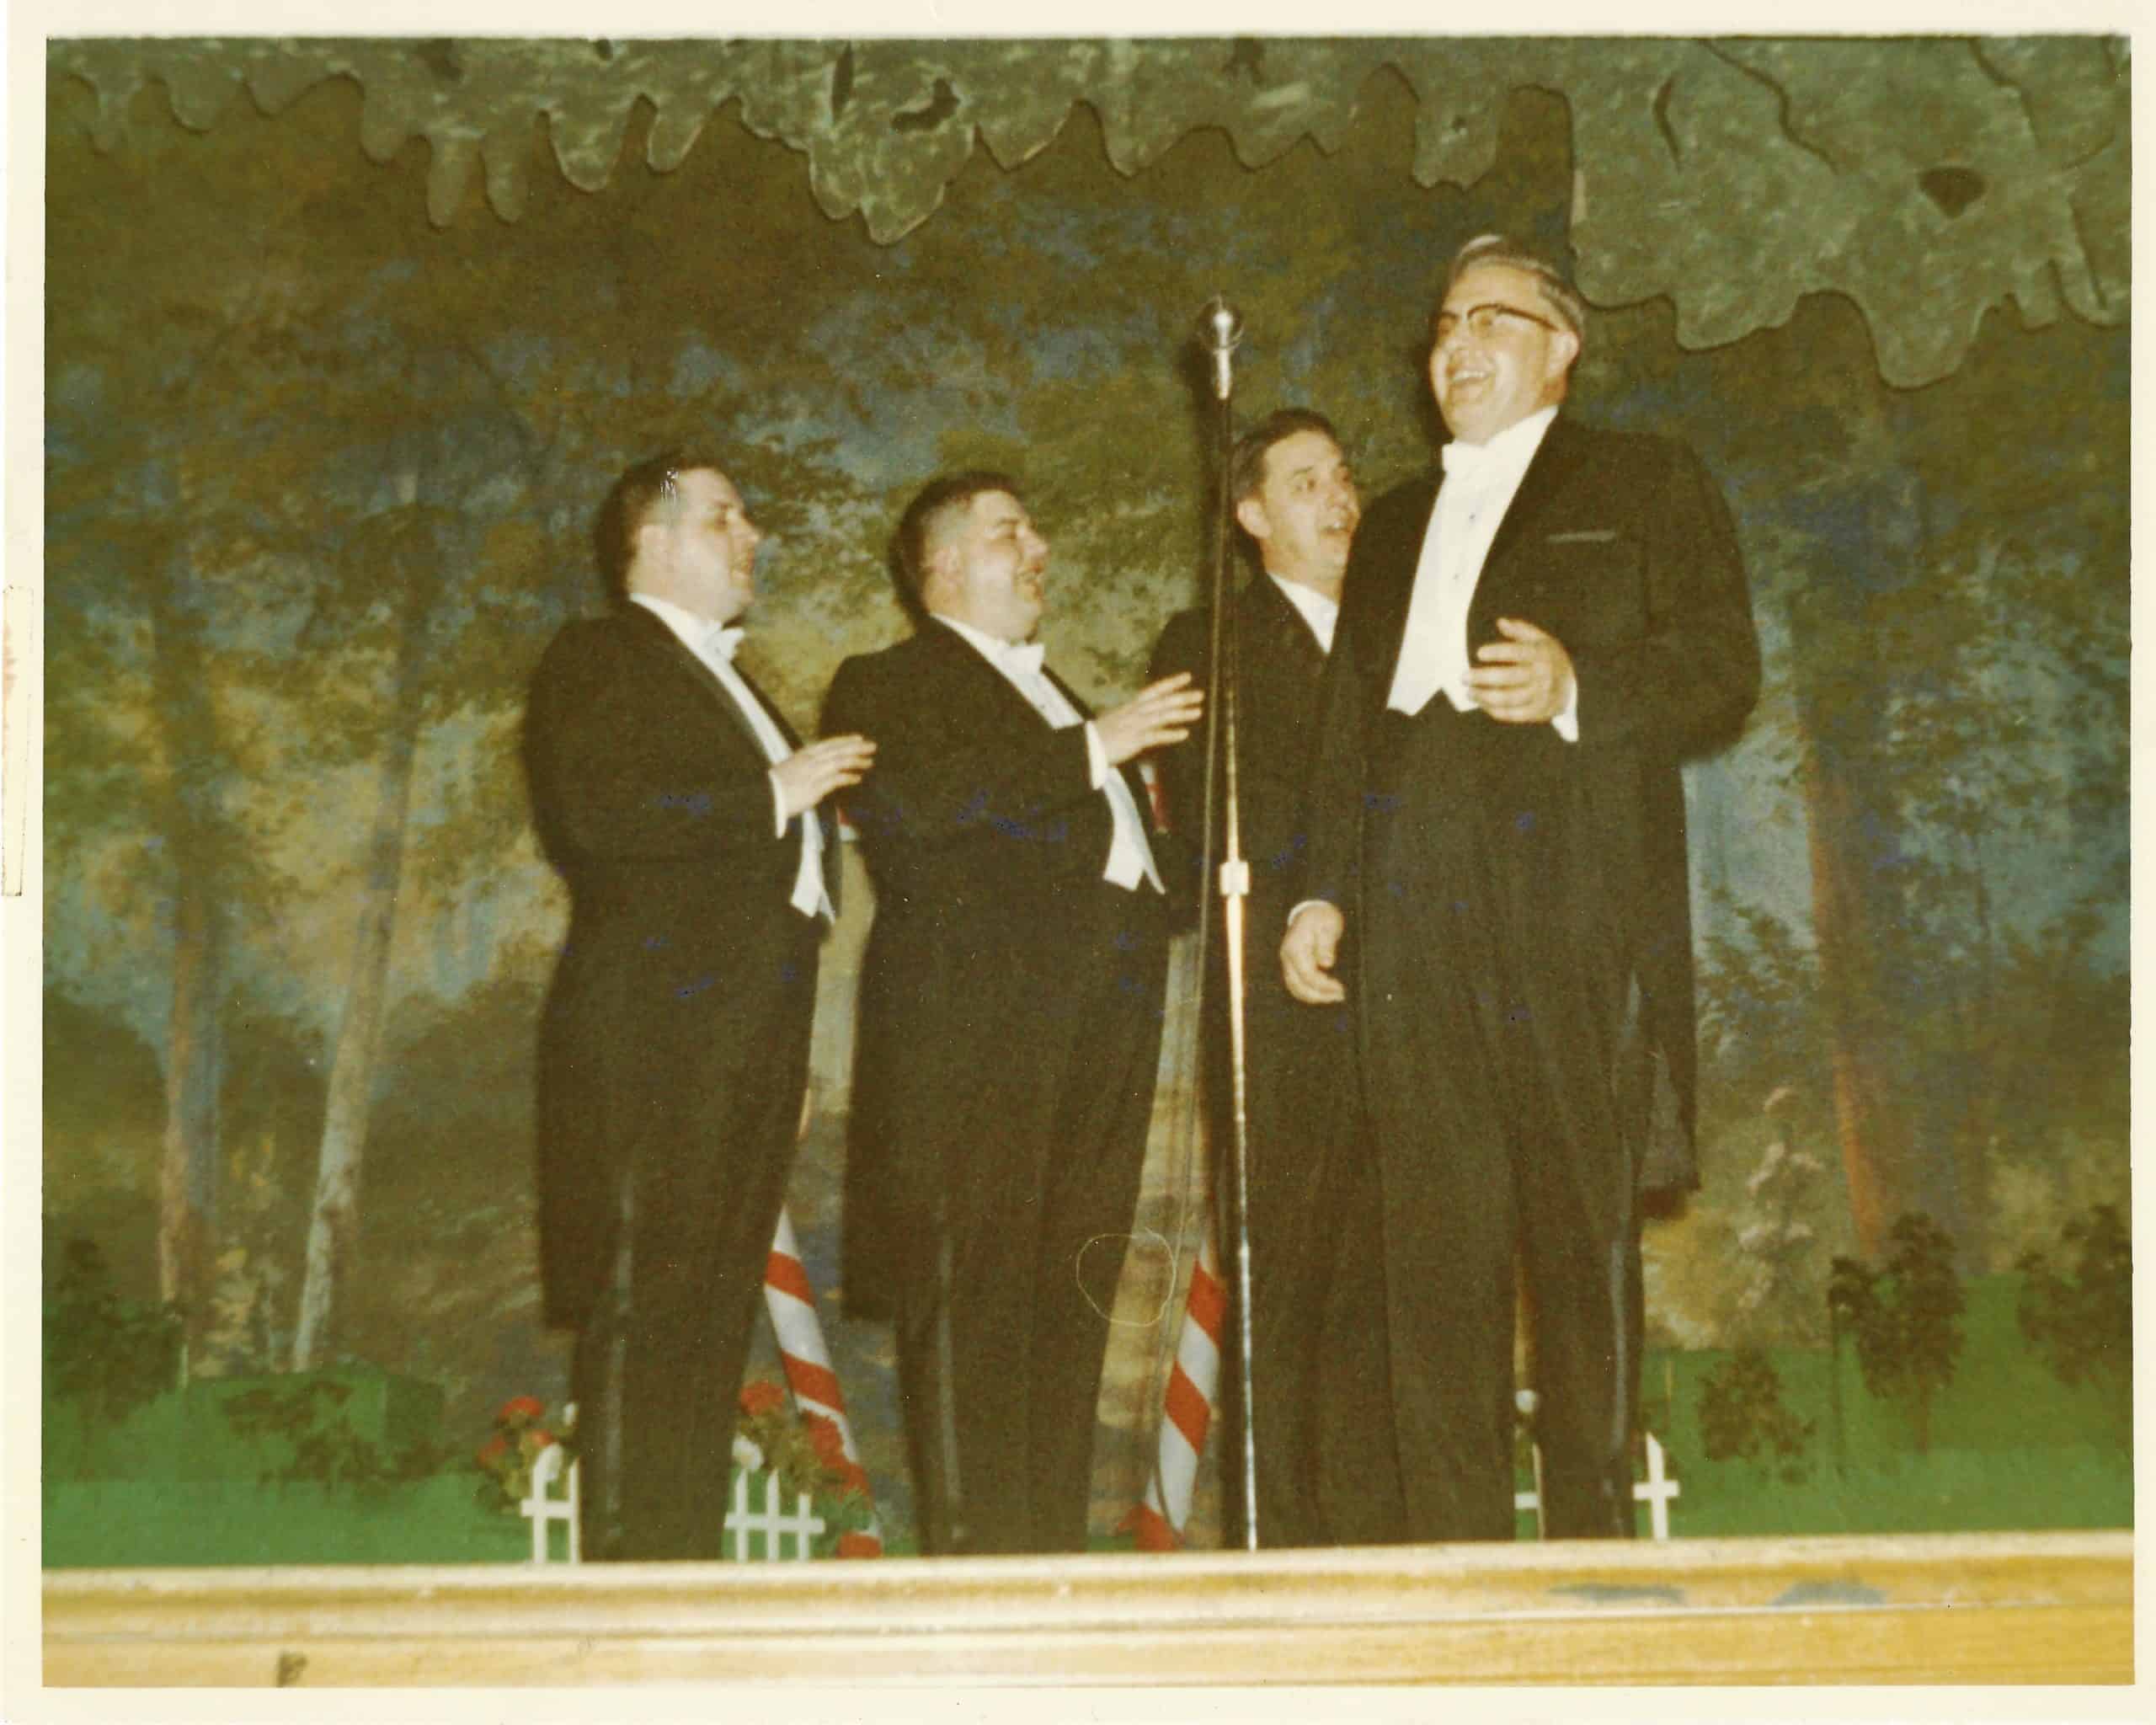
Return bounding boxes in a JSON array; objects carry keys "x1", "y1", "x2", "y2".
[
  {"x1": 1095, "y1": 673, "x2": 1205, "y2": 766},
  {"x1": 772, "y1": 734, "x2": 877, "y2": 819},
  {"x1": 1465, "y1": 617, "x2": 1575, "y2": 724}
]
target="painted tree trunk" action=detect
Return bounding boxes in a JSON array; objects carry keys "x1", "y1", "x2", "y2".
[
  {"x1": 146, "y1": 557, "x2": 229, "y2": 1342},
  {"x1": 157, "y1": 888, "x2": 224, "y2": 1328},
  {"x1": 1947, "y1": 830, "x2": 1997, "y2": 1272},
  {"x1": 1684, "y1": 756, "x2": 1737, "y2": 955},
  {"x1": 290, "y1": 592, "x2": 430, "y2": 1370},
  {"x1": 1801, "y1": 737, "x2": 1919, "y2": 1262}
]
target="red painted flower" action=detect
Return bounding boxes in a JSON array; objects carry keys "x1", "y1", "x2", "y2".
[
  {"x1": 835, "y1": 1532, "x2": 882, "y2": 1559},
  {"x1": 739, "y1": 1380, "x2": 785, "y2": 1418},
  {"x1": 836, "y1": 1461, "x2": 873, "y2": 1500},
  {"x1": 804, "y1": 1413, "x2": 847, "y2": 1466},
  {"x1": 527, "y1": 1428, "x2": 555, "y2": 1450},
  {"x1": 476, "y1": 1433, "x2": 510, "y2": 1467},
  {"x1": 498, "y1": 1395, "x2": 545, "y2": 1423}
]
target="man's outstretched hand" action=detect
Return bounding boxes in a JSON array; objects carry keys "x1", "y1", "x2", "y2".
[
  {"x1": 773, "y1": 734, "x2": 877, "y2": 819},
  {"x1": 1096, "y1": 673, "x2": 1205, "y2": 766}
]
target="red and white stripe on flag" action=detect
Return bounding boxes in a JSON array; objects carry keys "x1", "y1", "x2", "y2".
[
  {"x1": 764, "y1": 1205, "x2": 883, "y2": 1555},
  {"x1": 1123, "y1": 1223, "x2": 1224, "y2": 1551}
]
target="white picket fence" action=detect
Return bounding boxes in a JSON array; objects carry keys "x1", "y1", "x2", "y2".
[
  {"x1": 521, "y1": 1438, "x2": 579, "y2": 1563},
  {"x1": 520, "y1": 1432, "x2": 826, "y2": 1563},
  {"x1": 1510, "y1": 1391, "x2": 1682, "y2": 1541},
  {"x1": 520, "y1": 1399, "x2": 1682, "y2": 1558},
  {"x1": 720, "y1": 1455, "x2": 828, "y2": 1562}
]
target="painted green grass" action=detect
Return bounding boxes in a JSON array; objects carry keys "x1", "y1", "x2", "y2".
[
  {"x1": 1630, "y1": 1272, "x2": 2131, "y2": 1539},
  {"x1": 44, "y1": 1478, "x2": 532, "y2": 1567},
  {"x1": 1636, "y1": 1444, "x2": 2129, "y2": 1540},
  {"x1": 45, "y1": 1274, "x2": 2129, "y2": 1564}
]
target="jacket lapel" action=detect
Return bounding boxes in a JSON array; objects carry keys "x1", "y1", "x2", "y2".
[
  {"x1": 1245, "y1": 570, "x2": 1327, "y2": 673},
  {"x1": 621, "y1": 605, "x2": 841, "y2": 905},
  {"x1": 718, "y1": 647, "x2": 847, "y2": 908},
  {"x1": 1039, "y1": 662, "x2": 1094, "y2": 723},
  {"x1": 929, "y1": 622, "x2": 1160, "y2": 844},
  {"x1": 728, "y1": 654, "x2": 843, "y2": 904},
  {"x1": 925, "y1": 615, "x2": 1074, "y2": 733},
  {"x1": 1035, "y1": 654, "x2": 1161, "y2": 837},
  {"x1": 622, "y1": 604, "x2": 774, "y2": 764},
  {"x1": 728, "y1": 658, "x2": 802, "y2": 752},
  {"x1": 1475, "y1": 415, "x2": 1587, "y2": 623}
]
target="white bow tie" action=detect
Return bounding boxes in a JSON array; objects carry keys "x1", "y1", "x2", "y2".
[
  {"x1": 1001, "y1": 639, "x2": 1047, "y2": 679},
  {"x1": 1441, "y1": 439, "x2": 1504, "y2": 483},
  {"x1": 705, "y1": 624, "x2": 745, "y2": 663}
]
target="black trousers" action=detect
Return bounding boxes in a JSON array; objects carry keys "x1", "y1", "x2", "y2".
[
  {"x1": 893, "y1": 891, "x2": 1169, "y2": 1556},
  {"x1": 1355, "y1": 707, "x2": 1646, "y2": 1543},
  {"x1": 1204, "y1": 974, "x2": 1397, "y2": 1549},
  {"x1": 570, "y1": 925, "x2": 817, "y2": 1562}
]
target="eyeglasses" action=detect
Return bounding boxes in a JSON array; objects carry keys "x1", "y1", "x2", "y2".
[{"x1": 1433, "y1": 302, "x2": 1563, "y2": 344}]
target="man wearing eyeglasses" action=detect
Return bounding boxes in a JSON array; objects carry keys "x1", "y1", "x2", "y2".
[
  {"x1": 523, "y1": 452, "x2": 874, "y2": 1560},
  {"x1": 1282, "y1": 235, "x2": 1758, "y2": 1542}
]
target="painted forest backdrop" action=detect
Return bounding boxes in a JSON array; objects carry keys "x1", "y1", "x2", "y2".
[{"x1": 41, "y1": 40, "x2": 2128, "y2": 1515}]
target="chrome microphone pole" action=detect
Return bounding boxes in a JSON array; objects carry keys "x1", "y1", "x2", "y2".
[{"x1": 1194, "y1": 296, "x2": 1261, "y2": 1553}]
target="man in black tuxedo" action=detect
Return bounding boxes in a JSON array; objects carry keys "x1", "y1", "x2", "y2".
[
  {"x1": 523, "y1": 452, "x2": 874, "y2": 1560},
  {"x1": 1147, "y1": 409, "x2": 1389, "y2": 1548},
  {"x1": 1282, "y1": 237, "x2": 1759, "y2": 1541},
  {"x1": 825, "y1": 472, "x2": 1203, "y2": 1555}
]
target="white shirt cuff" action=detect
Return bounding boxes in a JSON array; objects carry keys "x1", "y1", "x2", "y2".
[
  {"x1": 1083, "y1": 721, "x2": 1107, "y2": 789},
  {"x1": 766, "y1": 768, "x2": 789, "y2": 836},
  {"x1": 1552, "y1": 674, "x2": 1580, "y2": 743}
]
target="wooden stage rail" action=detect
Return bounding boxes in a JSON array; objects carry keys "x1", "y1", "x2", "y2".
[{"x1": 44, "y1": 1530, "x2": 2132, "y2": 1686}]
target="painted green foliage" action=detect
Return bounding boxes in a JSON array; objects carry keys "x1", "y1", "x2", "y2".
[
  {"x1": 1697, "y1": 1349, "x2": 1816, "y2": 1485},
  {"x1": 51, "y1": 37, "x2": 2128, "y2": 386},
  {"x1": 2016, "y1": 1204, "x2": 2133, "y2": 1450},
  {"x1": 41, "y1": 43, "x2": 2128, "y2": 1486},
  {"x1": 1829, "y1": 1214, "x2": 1967, "y2": 1455},
  {"x1": 43, "y1": 1236, "x2": 184, "y2": 1461},
  {"x1": 218, "y1": 1377, "x2": 449, "y2": 1493}
]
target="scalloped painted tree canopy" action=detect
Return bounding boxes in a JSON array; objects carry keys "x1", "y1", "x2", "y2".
[{"x1": 50, "y1": 35, "x2": 2127, "y2": 387}]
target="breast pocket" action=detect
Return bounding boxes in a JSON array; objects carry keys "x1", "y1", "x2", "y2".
[{"x1": 1521, "y1": 526, "x2": 1649, "y2": 649}]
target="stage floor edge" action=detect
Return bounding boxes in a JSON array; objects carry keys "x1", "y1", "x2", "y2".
[{"x1": 43, "y1": 1528, "x2": 2132, "y2": 1686}]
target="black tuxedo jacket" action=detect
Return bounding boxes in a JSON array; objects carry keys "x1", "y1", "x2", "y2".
[
  {"x1": 821, "y1": 618, "x2": 1168, "y2": 1318},
  {"x1": 522, "y1": 603, "x2": 838, "y2": 1328},
  {"x1": 1306, "y1": 415, "x2": 1758, "y2": 1192},
  {"x1": 1148, "y1": 572, "x2": 1330, "y2": 980}
]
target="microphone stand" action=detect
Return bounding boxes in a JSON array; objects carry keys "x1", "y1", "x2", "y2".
[{"x1": 1193, "y1": 298, "x2": 1261, "y2": 1552}]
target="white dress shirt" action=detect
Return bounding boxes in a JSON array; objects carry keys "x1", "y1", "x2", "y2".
[
  {"x1": 631, "y1": 593, "x2": 832, "y2": 921},
  {"x1": 932, "y1": 612, "x2": 1164, "y2": 894},
  {"x1": 1267, "y1": 572, "x2": 1339, "y2": 654},
  {"x1": 1385, "y1": 405, "x2": 1578, "y2": 741}
]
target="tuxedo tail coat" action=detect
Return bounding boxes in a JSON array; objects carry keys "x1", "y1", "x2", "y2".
[
  {"x1": 1306, "y1": 416, "x2": 1759, "y2": 1206},
  {"x1": 822, "y1": 620, "x2": 1166, "y2": 1320},
  {"x1": 523, "y1": 603, "x2": 838, "y2": 1331}
]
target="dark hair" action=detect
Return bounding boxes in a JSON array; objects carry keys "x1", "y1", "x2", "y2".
[
  {"x1": 892, "y1": 469, "x2": 1022, "y2": 601},
  {"x1": 592, "y1": 449, "x2": 728, "y2": 604},
  {"x1": 1230, "y1": 408, "x2": 1342, "y2": 507},
  {"x1": 1433, "y1": 233, "x2": 1588, "y2": 347}
]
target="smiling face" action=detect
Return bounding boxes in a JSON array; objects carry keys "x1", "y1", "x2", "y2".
[
  {"x1": 1428, "y1": 261, "x2": 1580, "y2": 447},
  {"x1": 923, "y1": 489, "x2": 1050, "y2": 643},
  {"x1": 1235, "y1": 428, "x2": 1360, "y2": 595},
  {"x1": 636, "y1": 465, "x2": 764, "y2": 623}
]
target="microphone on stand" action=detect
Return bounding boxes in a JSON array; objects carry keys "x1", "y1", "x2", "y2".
[
  {"x1": 1186, "y1": 291, "x2": 1262, "y2": 1549},
  {"x1": 1199, "y1": 296, "x2": 1243, "y2": 401}
]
